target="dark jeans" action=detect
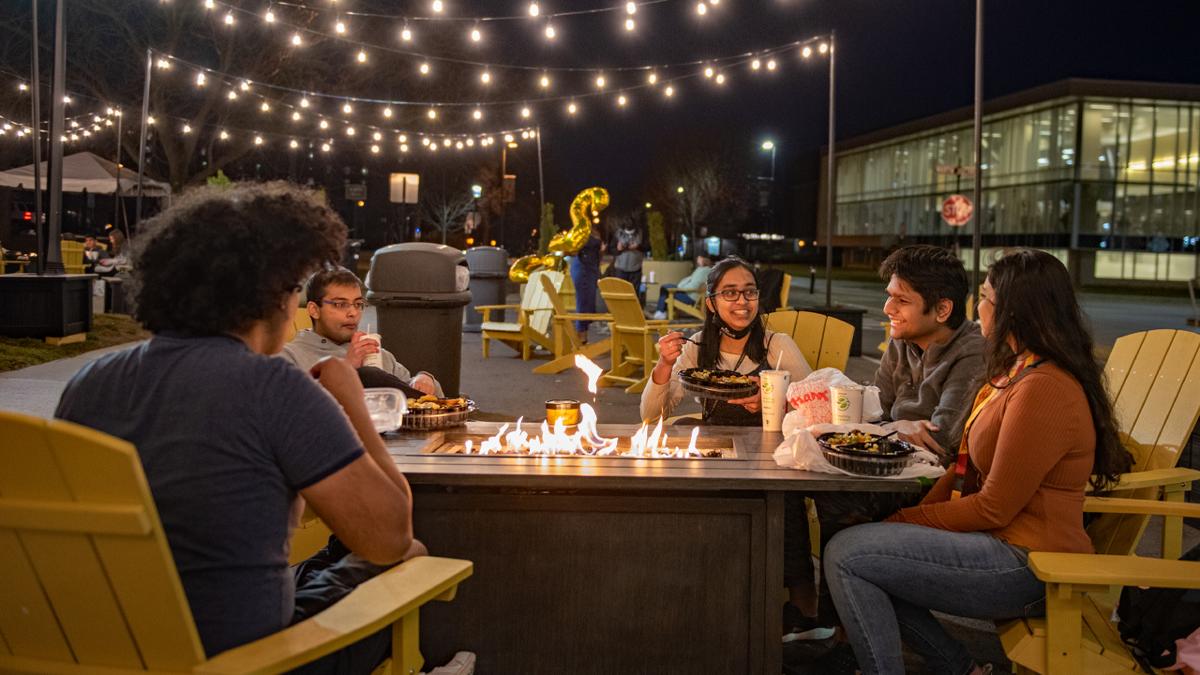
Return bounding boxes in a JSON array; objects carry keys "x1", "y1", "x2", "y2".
[
  {"x1": 655, "y1": 283, "x2": 694, "y2": 313},
  {"x1": 783, "y1": 490, "x2": 924, "y2": 625},
  {"x1": 825, "y1": 523, "x2": 1045, "y2": 675},
  {"x1": 289, "y1": 536, "x2": 392, "y2": 675}
]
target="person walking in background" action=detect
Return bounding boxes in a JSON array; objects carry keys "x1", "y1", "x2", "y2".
[
  {"x1": 569, "y1": 227, "x2": 604, "y2": 345},
  {"x1": 609, "y1": 213, "x2": 647, "y2": 306}
]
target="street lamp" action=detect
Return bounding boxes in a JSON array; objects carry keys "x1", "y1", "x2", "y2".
[{"x1": 761, "y1": 140, "x2": 776, "y2": 181}]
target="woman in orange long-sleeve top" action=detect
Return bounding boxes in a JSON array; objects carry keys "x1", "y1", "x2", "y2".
[{"x1": 823, "y1": 249, "x2": 1132, "y2": 675}]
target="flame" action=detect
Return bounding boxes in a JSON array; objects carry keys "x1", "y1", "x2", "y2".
[
  {"x1": 465, "y1": 403, "x2": 707, "y2": 458},
  {"x1": 574, "y1": 354, "x2": 604, "y2": 395}
]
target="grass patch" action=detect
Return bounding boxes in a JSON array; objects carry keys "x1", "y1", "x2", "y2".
[{"x1": 0, "y1": 314, "x2": 148, "y2": 373}]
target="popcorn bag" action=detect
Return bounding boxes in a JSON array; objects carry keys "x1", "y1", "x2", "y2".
[{"x1": 785, "y1": 368, "x2": 856, "y2": 428}]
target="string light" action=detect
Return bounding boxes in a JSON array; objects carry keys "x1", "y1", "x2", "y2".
[
  {"x1": 335, "y1": 20, "x2": 346, "y2": 34},
  {"x1": 240, "y1": 80, "x2": 251, "y2": 91},
  {"x1": 696, "y1": 2, "x2": 707, "y2": 16},
  {"x1": 223, "y1": 12, "x2": 234, "y2": 25},
  {"x1": 264, "y1": 8, "x2": 275, "y2": 22},
  {"x1": 647, "y1": 72, "x2": 657, "y2": 85},
  {"x1": 342, "y1": 102, "x2": 353, "y2": 114},
  {"x1": 456, "y1": 140, "x2": 464, "y2": 149},
  {"x1": 801, "y1": 45, "x2": 812, "y2": 58},
  {"x1": 703, "y1": 66, "x2": 714, "y2": 78},
  {"x1": 521, "y1": 106, "x2": 531, "y2": 118},
  {"x1": 195, "y1": 72, "x2": 207, "y2": 86},
  {"x1": 442, "y1": 138, "x2": 451, "y2": 147},
  {"x1": 528, "y1": 2, "x2": 539, "y2": 16},
  {"x1": 372, "y1": 131, "x2": 382, "y2": 140},
  {"x1": 617, "y1": 94, "x2": 627, "y2": 106},
  {"x1": 818, "y1": 42, "x2": 829, "y2": 54},
  {"x1": 321, "y1": 142, "x2": 331, "y2": 152},
  {"x1": 473, "y1": 108, "x2": 483, "y2": 120},
  {"x1": 470, "y1": 27, "x2": 482, "y2": 43},
  {"x1": 156, "y1": 58, "x2": 171, "y2": 69},
  {"x1": 595, "y1": 74, "x2": 606, "y2": 89},
  {"x1": 319, "y1": 119, "x2": 329, "y2": 129},
  {"x1": 400, "y1": 143, "x2": 409, "y2": 152},
  {"x1": 751, "y1": 58, "x2": 761, "y2": 70},
  {"x1": 539, "y1": 74, "x2": 551, "y2": 88},
  {"x1": 383, "y1": 106, "x2": 393, "y2": 117},
  {"x1": 715, "y1": 73, "x2": 726, "y2": 84},
  {"x1": 299, "y1": 97, "x2": 310, "y2": 108},
  {"x1": 427, "y1": 108, "x2": 437, "y2": 119},
  {"x1": 480, "y1": 70, "x2": 492, "y2": 84},
  {"x1": 567, "y1": 101, "x2": 577, "y2": 115},
  {"x1": 292, "y1": 111, "x2": 302, "y2": 121},
  {"x1": 254, "y1": 135, "x2": 264, "y2": 145},
  {"x1": 398, "y1": 134, "x2": 407, "y2": 143},
  {"x1": 664, "y1": 85, "x2": 675, "y2": 97},
  {"x1": 290, "y1": 32, "x2": 302, "y2": 46},
  {"x1": 182, "y1": 123, "x2": 192, "y2": 133},
  {"x1": 356, "y1": 49, "x2": 367, "y2": 63},
  {"x1": 624, "y1": 18, "x2": 635, "y2": 31},
  {"x1": 227, "y1": 89, "x2": 238, "y2": 100},
  {"x1": 290, "y1": 139, "x2": 299, "y2": 148},
  {"x1": 431, "y1": 0, "x2": 444, "y2": 12},
  {"x1": 345, "y1": 126, "x2": 356, "y2": 136},
  {"x1": 400, "y1": 26, "x2": 413, "y2": 41},
  {"x1": 204, "y1": 0, "x2": 214, "y2": 9},
  {"x1": 260, "y1": 101, "x2": 271, "y2": 112},
  {"x1": 370, "y1": 144, "x2": 380, "y2": 153},
  {"x1": 544, "y1": 23, "x2": 556, "y2": 39},
  {"x1": 419, "y1": 62, "x2": 431, "y2": 75},
  {"x1": 17, "y1": 82, "x2": 28, "y2": 91},
  {"x1": 219, "y1": 129, "x2": 229, "y2": 140},
  {"x1": 767, "y1": 58, "x2": 777, "y2": 70},
  {"x1": 626, "y1": 2, "x2": 637, "y2": 13}
]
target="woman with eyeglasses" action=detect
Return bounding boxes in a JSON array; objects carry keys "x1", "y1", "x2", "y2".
[{"x1": 640, "y1": 257, "x2": 811, "y2": 425}]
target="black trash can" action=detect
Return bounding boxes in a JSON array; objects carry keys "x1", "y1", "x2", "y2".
[
  {"x1": 366, "y1": 243, "x2": 473, "y2": 396},
  {"x1": 463, "y1": 246, "x2": 509, "y2": 332}
]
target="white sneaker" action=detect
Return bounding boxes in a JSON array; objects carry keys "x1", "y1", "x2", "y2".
[{"x1": 652, "y1": 310, "x2": 667, "y2": 320}]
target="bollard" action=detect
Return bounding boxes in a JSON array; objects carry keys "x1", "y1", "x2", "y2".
[{"x1": 809, "y1": 266, "x2": 817, "y2": 294}]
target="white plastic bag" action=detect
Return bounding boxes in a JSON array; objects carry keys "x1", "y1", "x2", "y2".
[{"x1": 785, "y1": 368, "x2": 856, "y2": 428}]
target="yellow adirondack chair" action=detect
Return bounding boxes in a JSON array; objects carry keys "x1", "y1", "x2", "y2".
[
  {"x1": 666, "y1": 284, "x2": 705, "y2": 321},
  {"x1": 999, "y1": 329, "x2": 1200, "y2": 674},
  {"x1": 532, "y1": 272, "x2": 612, "y2": 375},
  {"x1": 599, "y1": 277, "x2": 699, "y2": 394},
  {"x1": 0, "y1": 410, "x2": 472, "y2": 675},
  {"x1": 282, "y1": 305, "x2": 314, "y2": 343},
  {"x1": 763, "y1": 309, "x2": 855, "y2": 371},
  {"x1": 60, "y1": 240, "x2": 87, "y2": 274},
  {"x1": 478, "y1": 269, "x2": 562, "y2": 360}
]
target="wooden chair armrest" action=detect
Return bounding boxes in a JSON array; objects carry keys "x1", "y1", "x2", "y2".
[
  {"x1": 196, "y1": 557, "x2": 472, "y2": 675},
  {"x1": 557, "y1": 312, "x2": 611, "y2": 321},
  {"x1": 475, "y1": 303, "x2": 520, "y2": 312},
  {"x1": 1083, "y1": 496, "x2": 1200, "y2": 519},
  {"x1": 1088, "y1": 467, "x2": 1200, "y2": 492},
  {"x1": 1028, "y1": 552, "x2": 1200, "y2": 589}
]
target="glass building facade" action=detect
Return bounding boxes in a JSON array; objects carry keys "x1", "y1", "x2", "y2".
[{"x1": 825, "y1": 80, "x2": 1200, "y2": 284}]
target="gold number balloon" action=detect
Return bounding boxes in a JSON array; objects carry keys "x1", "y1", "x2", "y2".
[{"x1": 509, "y1": 186, "x2": 609, "y2": 282}]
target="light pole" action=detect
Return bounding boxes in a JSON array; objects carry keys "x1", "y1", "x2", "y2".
[{"x1": 761, "y1": 140, "x2": 776, "y2": 181}]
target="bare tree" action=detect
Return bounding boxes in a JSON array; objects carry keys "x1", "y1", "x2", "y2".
[
  {"x1": 647, "y1": 135, "x2": 755, "y2": 253},
  {"x1": 421, "y1": 185, "x2": 475, "y2": 244}
]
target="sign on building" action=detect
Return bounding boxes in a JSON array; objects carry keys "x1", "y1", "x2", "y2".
[
  {"x1": 388, "y1": 173, "x2": 420, "y2": 204},
  {"x1": 344, "y1": 183, "x2": 366, "y2": 201},
  {"x1": 941, "y1": 194, "x2": 973, "y2": 227}
]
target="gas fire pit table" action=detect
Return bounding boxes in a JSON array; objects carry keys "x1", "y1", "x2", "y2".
[{"x1": 385, "y1": 422, "x2": 922, "y2": 674}]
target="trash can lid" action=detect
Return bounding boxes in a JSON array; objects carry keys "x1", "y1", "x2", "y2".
[
  {"x1": 464, "y1": 246, "x2": 509, "y2": 275},
  {"x1": 367, "y1": 242, "x2": 466, "y2": 294}
]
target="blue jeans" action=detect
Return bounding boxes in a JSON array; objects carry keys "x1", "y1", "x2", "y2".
[
  {"x1": 655, "y1": 283, "x2": 694, "y2": 313},
  {"x1": 825, "y1": 522, "x2": 1046, "y2": 675}
]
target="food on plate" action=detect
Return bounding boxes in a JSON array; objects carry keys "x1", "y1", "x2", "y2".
[
  {"x1": 409, "y1": 395, "x2": 469, "y2": 412},
  {"x1": 681, "y1": 369, "x2": 755, "y2": 387}
]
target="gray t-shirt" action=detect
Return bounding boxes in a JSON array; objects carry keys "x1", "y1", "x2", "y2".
[{"x1": 54, "y1": 333, "x2": 364, "y2": 656}]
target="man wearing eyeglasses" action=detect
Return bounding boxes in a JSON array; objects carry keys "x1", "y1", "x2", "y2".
[{"x1": 282, "y1": 267, "x2": 443, "y2": 397}]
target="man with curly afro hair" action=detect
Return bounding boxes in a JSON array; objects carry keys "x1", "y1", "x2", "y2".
[{"x1": 55, "y1": 182, "x2": 420, "y2": 671}]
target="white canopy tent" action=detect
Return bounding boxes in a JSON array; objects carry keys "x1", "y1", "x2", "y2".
[{"x1": 0, "y1": 151, "x2": 170, "y2": 197}]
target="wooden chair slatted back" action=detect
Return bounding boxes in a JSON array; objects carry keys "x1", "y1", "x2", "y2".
[
  {"x1": 790, "y1": 311, "x2": 826, "y2": 371},
  {"x1": 558, "y1": 273, "x2": 576, "y2": 312},
  {"x1": 779, "y1": 273, "x2": 792, "y2": 310},
  {"x1": 599, "y1": 277, "x2": 651, "y2": 361},
  {"x1": 1087, "y1": 330, "x2": 1200, "y2": 557},
  {"x1": 59, "y1": 241, "x2": 86, "y2": 273},
  {"x1": 523, "y1": 270, "x2": 562, "y2": 336},
  {"x1": 762, "y1": 310, "x2": 854, "y2": 372},
  {"x1": 0, "y1": 411, "x2": 205, "y2": 671},
  {"x1": 813, "y1": 315, "x2": 854, "y2": 371}
]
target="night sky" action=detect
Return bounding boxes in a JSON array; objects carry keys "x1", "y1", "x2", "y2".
[{"x1": 514, "y1": 0, "x2": 1200, "y2": 233}]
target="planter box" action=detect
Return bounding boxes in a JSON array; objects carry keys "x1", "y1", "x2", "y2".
[
  {"x1": 795, "y1": 304, "x2": 868, "y2": 356},
  {"x1": 0, "y1": 273, "x2": 97, "y2": 338}
]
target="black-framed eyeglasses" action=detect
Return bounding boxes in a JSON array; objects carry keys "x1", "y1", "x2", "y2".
[
  {"x1": 315, "y1": 299, "x2": 368, "y2": 312},
  {"x1": 709, "y1": 288, "x2": 760, "y2": 302}
]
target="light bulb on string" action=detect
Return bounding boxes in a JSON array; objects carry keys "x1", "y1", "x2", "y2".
[
  {"x1": 223, "y1": 12, "x2": 234, "y2": 25},
  {"x1": 480, "y1": 70, "x2": 492, "y2": 85},
  {"x1": 254, "y1": 136, "x2": 263, "y2": 145},
  {"x1": 398, "y1": 134, "x2": 407, "y2": 143},
  {"x1": 521, "y1": 106, "x2": 531, "y2": 118},
  {"x1": 227, "y1": 89, "x2": 238, "y2": 100},
  {"x1": 292, "y1": 111, "x2": 302, "y2": 121},
  {"x1": 456, "y1": 141, "x2": 464, "y2": 150},
  {"x1": 345, "y1": 127, "x2": 355, "y2": 136},
  {"x1": 442, "y1": 138, "x2": 451, "y2": 147},
  {"x1": 818, "y1": 42, "x2": 829, "y2": 54},
  {"x1": 321, "y1": 142, "x2": 331, "y2": 152},
  {"x1": 466, "y1": 138, "x2": 475, "y2": 146},
  {"x1": 695, "y1": 2, "x2": 707, "y2": 16},
  {"x1": 504, "y1": 133, "x2": 514, "y2": 142},
  {"x1": 239, "y1": 80, "x2": 250, "y2": 91},
  {"x1": 647, "y1": 72, "x2": 657, "y2": 85},
  {"x1": 703, "y1": 66, "x2": 714, "y2": 78},
  {"x1": 182, "y1": 124, "x2": 192, "y2": 134},
  {"x1": 195, "y1": 72, "x2": 207, "y2": 87},
  {"x1": 342, "y1": 102, "x2": 353, "y2": 114},
  {"x1": 290, "y1": 139, "x2": 299, "y2": 149},
  {"x1": 335, "y1": 20, "x2": 346, "y2": 34},
  {"x1": 219, "y1": 130, "x2": 229, "y2": 140},
  {"x1": 617, "y1": 94, "x2": 627, "y2": 107},
  {"x1": 419, "y1": 62, "x2": 431, "y2": 75},
  {"x1": 664, "y1": 85, "x2": 675, "y2": 97},
  {"x1": 299, "y1": 97, "x2": 310, "y2": 108},
  {"x1": 156, "y1": 58, "x2": 171, "y2": 69},
  {"x1": 715, "y1": 73, "x2": 726, "y2": 84},
  {"x1": 539, "y1": 74, "x2": 551, "y2": 88},
  {"x1": 521, "y1": 130, "x2": 530, "y2": 139},
  {"x1": 291, "y1": 32, "x2": 302, "y2": 46},
  {"x1": 383, "y1": 106, "x2": 393, "y2": 118},
  {"x1": 203, "y1": 0, "x2": 213, "y2": 9},
  {"x1": 260, "y1": 101, "x2": 271, "y2": 112},
  {"x1": 372, "y1": 131, "x2": 382, "y2": 141},
  {"x1": 264, "y1": 8, "x2": 275, "y2": 23},
  {"x1": 624, "y1": 18, "x2": 635, "y2": 31},
  {"x1": 400, "y1": 26, "x2": 413, "y2": 41},
  {"x1": 626, "y1": 2, "x2": 636, "y2": 13},
  {"x1": 147, "y1": 116, "x2": 156, "y2": 124},
  {"x1": 470, "y1": 26, "x2": 482, "y2": 43},
  {"x1": 356, "y1": 49, "x2": 367, "y2": 63},
  {"x1": 319, "y1": 119, "x2": 329, "y2": 129},
  {"x1": 567, "y1": 101, "x2": 577, "y2": 115},
  {"x1": 528, "y1": 2, "x2": 539, "y2": 16},
  {"x1": 370, "y1": 144, "x2": 380, "y2": 154},
  {"x1": 421, "y1": 137, "x2": 430, "y2": 146},
  {"x1": 427, "y1": 108, "x2": 437, "y2": 119},
  {"x1": 751, "y1": 58, "x2": 761, "y2": 70},
  {"x1": 544, "y1": 23, "x2": 556, "y2": 39},
  {"x1": 595, "y1": 74, "x2": 606, "y2": 89},
  {"x1": 400, "y1": 143, "x2": 409, "y2": 152},
  {"x1": 473, "y1": 108, "x2": 483, "y2": 120},
  {"x1": 431, "y1": 0, "x2": 444, "y2": 12},
  {"x1": 767, "y1": 59, "x2": 777, "y2": 70},
  {"x1": 801, "y1": 45, "x2": 812, "y2": 58}
]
